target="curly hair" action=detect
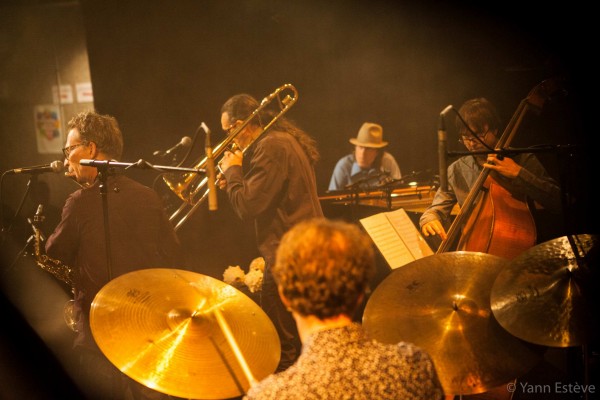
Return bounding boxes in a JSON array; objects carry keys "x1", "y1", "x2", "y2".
[
  {"x1": 220, "y1": 93, "x2": 320, "y2": 165},
  {"x1": 455, "y1": 97, "x2": 502, "y2": 136},
  {"x1": 67, "y1": 110, "x2": 123, "y2": 160},
  {"x1": 273, "y1": 218, "x2": 375, "y2": 319}
]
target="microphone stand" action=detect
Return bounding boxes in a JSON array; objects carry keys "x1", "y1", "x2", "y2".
[
  {"x1": 80, "y1": 159, "x2": 206, "y2": 174},
  {"x1": 344, "y1": 175, "x2": 377, "y2": 220},
  {"x1": 1, "y1": 173, "x2": 37, "y2": 243},
  {"x1": 3, "y1": 224, "x2": 36, "y2": 277},
  {"x1": 2, "y1": 190, "x2": 41, "y2": 279},
  {"x1": 445, "y1": 144, "x2": 575, "y2": 158},
  {"x1": 1, "y1": 174, "x2": 44, "y2": 279},
  {"x1": 80, "y1": 159, "x2": 206, "y2": 281},
  {"x1": 337, "y1": 172, "x2": 395, "y2": 219},
  {"x1": 95, "y1": 164, "x2": 113, "y2": 281}
]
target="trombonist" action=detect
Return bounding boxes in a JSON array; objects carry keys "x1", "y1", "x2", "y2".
[{"x1": 216, "y1": 91, "x2": 323, "y2": 372}]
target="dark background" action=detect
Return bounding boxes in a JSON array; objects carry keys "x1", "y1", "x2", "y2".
[
  {"x1": 0, "y1": 0, "x2": 593, "y2": 277},
  {"x1": 79, "y1": 0, "x2": 593, "y2": 276},
  {"x1": 0, "y1": 0, "x2": 595, "y2": 396}
]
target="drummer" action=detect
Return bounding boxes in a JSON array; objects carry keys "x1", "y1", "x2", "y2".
[
  {"x1": 245, "y1": 218, "x2": 444, "y2": 399},
  {"x1": 328, "y1": 122, "x2": 402, "y2": 191}
]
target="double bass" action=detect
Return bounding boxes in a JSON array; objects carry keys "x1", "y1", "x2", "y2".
[
  {"x1": 435, "y1": 80, "x2": 562, "y2": 400},
  {"x1": 437, "y1": 79, "x2": 560, "y2": 259}
]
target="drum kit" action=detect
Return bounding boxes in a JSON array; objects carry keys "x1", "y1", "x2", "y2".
[
  {"x1": 88, "y1": 234, "x2": 597, "y2": 398},
  {"x1": 362, "y1": 234, "x2": 598, "y2": 397}
]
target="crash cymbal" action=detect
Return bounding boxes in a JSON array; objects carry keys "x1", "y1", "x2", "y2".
[
  {"x1": 491, "y1": 234, "x2": 599, "y2": 348},
  {"x1": 90, "y1": 268, "x2": 280, "y2": 400},
  {"x1": 363, "y1": 252, "x2": 542, "y2": 396}
]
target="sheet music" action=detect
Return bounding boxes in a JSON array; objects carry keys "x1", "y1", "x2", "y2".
[{"x1": 360, "y1": 208, "x2": 433, "y2": 269}]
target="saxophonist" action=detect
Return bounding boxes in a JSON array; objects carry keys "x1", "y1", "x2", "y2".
[{"x1": 45, "y1": 110, "x2": 182, "y2": 400}]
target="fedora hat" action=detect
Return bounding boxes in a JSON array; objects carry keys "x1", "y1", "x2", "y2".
[{"x1": 349, "y1": 122, "x2": 388, "y2": 148}]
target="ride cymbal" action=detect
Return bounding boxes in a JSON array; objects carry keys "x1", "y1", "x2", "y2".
[
  {"x1": 491, "y1": 234, "x2": 599, "y2": 347},
  {"x1": 90, "y1": 268, "x2": 280, "y2": 400},
  {"x1": 363, "y1": 252, "x2": 541, "y2": 396}
]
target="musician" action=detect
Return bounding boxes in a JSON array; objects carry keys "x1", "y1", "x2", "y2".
[
  {"x1": 45, "y1": 110, "x2": 182, "y2": 400},
  {"x1": 420, "y1": 97, "x2": 561, "y2": 246},
  {"x1": 245, "y1": 218, "x2": 444, "y2": 400},
  {"x1": 328, "y1": 122, "x2": 401, "y2": 191},
  {"x1": 217, "y1": 93, "x2": 323, "y2": 372}
]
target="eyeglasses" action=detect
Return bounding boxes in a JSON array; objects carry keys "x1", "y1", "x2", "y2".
[
  {"x1": 224, "y1": 120, "x2": 240, "y2": 135},
  {"x1": 459, "y1": 130, "x2": 490, "y2": 145},
  {"x1": 62, "y1": 142, "x2": 87, "y2": 158}
]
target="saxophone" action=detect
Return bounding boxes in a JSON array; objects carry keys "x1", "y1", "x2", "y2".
[{"x1": 30, "y1": 205, "x2": 78, "y2": 331}]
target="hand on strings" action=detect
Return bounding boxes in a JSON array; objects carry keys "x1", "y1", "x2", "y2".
[
  {"x1": 484, "y1": 154, "x2": 521, "y2": 179},
  {"x1": 421, "y1": 220, "x2": 447, "y2": 240}
]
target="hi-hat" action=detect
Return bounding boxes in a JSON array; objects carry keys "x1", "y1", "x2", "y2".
[
  {"x1": 90, "y1": 268, "x2": 280, "y2": 400},
  {"x1": 363, "y1": 252, "x2": 542, "y2": 396},
  {"x1": 491, "y1": 234, "x2": 599, "y2": 347}
]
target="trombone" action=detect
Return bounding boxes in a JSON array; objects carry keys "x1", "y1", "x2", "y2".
[{"x1": 163, "y1": 83, "x2": 298, "y2": 231}]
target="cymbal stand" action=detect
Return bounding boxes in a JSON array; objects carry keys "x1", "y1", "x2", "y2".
[
  {"x1": 582, "y1": 344, "x2": 590, "y2": 400},
  {"x1": 214, "y1": 308, "x2": 257, "y2": 387}
]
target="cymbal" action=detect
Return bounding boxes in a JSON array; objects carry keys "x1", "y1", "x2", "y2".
[
  {"x1": 363, "y1": 252, "x2": 542, "y2": 396},
  {"x1": 491, "y1": 234, "x2": 599, "y2": 348},
  {"x1": 90, "y1": 268, "x2": 280, "y2": 400}
]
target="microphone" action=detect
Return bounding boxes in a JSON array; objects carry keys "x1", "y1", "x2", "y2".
[
  {"x1": 8, "y1": 160, "x2": 64, "y2": 175},
  {"x1": 153, "y1": 136, "x2": 192, "y2": 157},
  {"x1": 438, "y1": 105, "x2": 453, "y2": 192},
  {"x1": 203, "y1": 122, "x2": 218, "y2": 211}
]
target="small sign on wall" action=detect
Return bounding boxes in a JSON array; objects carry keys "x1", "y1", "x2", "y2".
[
  {"x1": 52, "y1": 84, "x2": 74, "y2": 104},
  {"x1": 76, "y1": 82, "x2": 94, "y2": 103},
  {"x1": 34, "y1": 104, "x2": 63, "y2": 154}
]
